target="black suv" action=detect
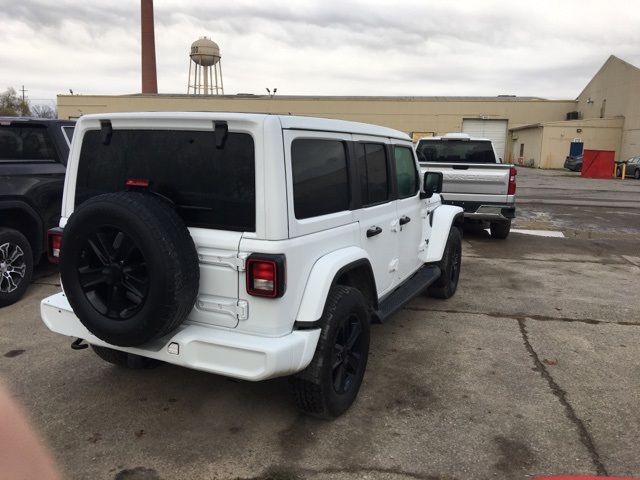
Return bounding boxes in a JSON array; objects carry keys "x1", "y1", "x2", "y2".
[{"x1": 0, "y1": 117, "x2": 74, "y2": 306}]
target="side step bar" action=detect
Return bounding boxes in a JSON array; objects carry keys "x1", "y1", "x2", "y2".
[{"x1": 375, "y1": 265, "x2": 441, "y2": 323}]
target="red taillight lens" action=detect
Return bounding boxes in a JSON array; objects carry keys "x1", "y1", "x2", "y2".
[
  {"x1": 47, "y1": 227, "x2": 64, "y2": 264},
  {"x1": 508, "y1": 166, "x2": 517, "y2": 195},
  {"x1": 246, "y1": 255, "x2": 286, "y2": 298},
  {"x1": 125, "y1": 178, "x2": 149, "y2": 188}
]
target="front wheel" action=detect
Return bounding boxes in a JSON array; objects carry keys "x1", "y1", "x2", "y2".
[
  {"x1": 635, "y1": 169, "x2": 640, "y2": 180},
  {"x1": 490, "y1": 220, "x2": 511, "y2": 239},
  {"x1": 0, "y1": 228, "x2": 34, "y2": 307},
  {"x1": 290, "y1": 286, "x2": 370, "y2": 418},
  {"x1": 616, "y1": 166, "x2": 622, "y2": 177},
  {"x1": 428, "y1": 227, "x2": 462, "y2": 299}
]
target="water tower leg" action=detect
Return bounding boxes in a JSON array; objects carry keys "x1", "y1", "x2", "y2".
[
  {"x1": 204, "y1": 66, "x2": 209, "y2": 94},
  {"x1": 187, "y1": 58, "x2": 192, "y2": 94},
  {"x1": 218, "y1": 61, "x2": 224, "y2": 95}
]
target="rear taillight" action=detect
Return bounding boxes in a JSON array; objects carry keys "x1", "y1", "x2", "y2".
[
  {"x1": 47, "y1": 227, "x2": 64, "y2": 264},
  {"x1": 508, "y1": 166, "x2": 517, "y2": 195},
  {"x1": 246, "y1": 254, "x2": 286, "y2": 298}
]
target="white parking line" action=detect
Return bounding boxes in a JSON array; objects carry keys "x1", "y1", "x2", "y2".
[{"x1": 511, "y1": 229, "x2": 565, "y2": 238}]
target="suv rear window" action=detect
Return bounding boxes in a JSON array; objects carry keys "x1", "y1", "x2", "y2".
[
  {"x1": 75, "y1": 129, "x2": 256, "y2": 232},
  {"x1": 416, "y1": 140, "x2": 496, "y2": 164},
  {"x1": 0, "y1": 125, "x2": 57, "y2": 162}
]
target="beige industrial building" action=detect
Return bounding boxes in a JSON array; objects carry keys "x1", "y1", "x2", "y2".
[{"x1": 57, "y1": 55, "x2": 640, "y2": 168}]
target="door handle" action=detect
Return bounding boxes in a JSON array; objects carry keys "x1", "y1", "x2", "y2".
[
  {"x1": 399, "y1": 215, "x2": 411, "y2": 226},
  {"x1": 366, "y1": 226, "x2": 382, "y2": 238}
]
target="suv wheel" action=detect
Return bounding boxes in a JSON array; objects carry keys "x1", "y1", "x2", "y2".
[
  {"x1": 490, "y1": 220, "x2": 511, "y2": 239},
  {"x1": 290, "y1": 286, "x2": 370, "y2": 418},
  {"x1": 91, "y1": 345, "x2": 160, "y2": 369},
  {"x1": 428, "y1": 227, "x2": 462, "y2": 299},
  {"x1": 0, "y1": 228, "x2": 34, "y2": 307},
  {"x1": 60, "y1": 192, "x2": 199, "y2": 347}
]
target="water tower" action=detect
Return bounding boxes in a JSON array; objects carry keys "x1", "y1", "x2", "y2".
[{"x1": 187, "y1": 37, "x2": 224, "y2": 95}]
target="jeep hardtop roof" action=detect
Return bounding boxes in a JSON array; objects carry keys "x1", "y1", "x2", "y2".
[{"x1": 77, "y1": 112, "x2": 411, "y2": 141}]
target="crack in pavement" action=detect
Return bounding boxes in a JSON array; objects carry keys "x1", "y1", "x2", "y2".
[
  {"x1": 402, "y1": 307, "x2": 640, "y2": 327},
  {"x1": 517, "y1": 318, "x2": 608, "y2": 476}
]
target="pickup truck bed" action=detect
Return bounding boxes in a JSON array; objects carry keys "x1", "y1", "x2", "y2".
[{"x1": 416, "y1": 133, "x2": 516, "y2": 238}]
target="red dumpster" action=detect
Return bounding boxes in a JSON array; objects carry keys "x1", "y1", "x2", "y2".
[{"x1": 581, "y1": 149, "x2": 615, "y2": 179}]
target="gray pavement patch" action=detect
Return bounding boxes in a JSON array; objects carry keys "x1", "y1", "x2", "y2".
[
  {"x1": 517, "y1": 319, "x2": 607, "y2": 476},
  {"x1": 403, "y1": 307, "x2": 640, "y2": 327}
]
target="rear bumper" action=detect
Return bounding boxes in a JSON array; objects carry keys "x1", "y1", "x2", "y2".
[
  {"x1": 442, "y1": 200, "x2": 516, "y2": 222},
  {"x1": 41, "y1": 292, "x2": 320, "y2": 381}
]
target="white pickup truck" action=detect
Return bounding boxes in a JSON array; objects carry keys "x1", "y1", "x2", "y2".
[{"x1": 415, "y1": 133, "x2": 516, "y2": 239}]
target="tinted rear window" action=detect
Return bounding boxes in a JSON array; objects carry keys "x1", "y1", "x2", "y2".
[
  {"x1": 291, "y1": 139, "x2": 349, "y2": 219},
  {"x1": 416, "y1": 140, "x2": 496, "y2": 163},
  {"x1": 0, "y1": 125, "x2": 57, "y2": 162},
  {"x1": 75, "y1": 129, "x2": 255, "y2": 232}
]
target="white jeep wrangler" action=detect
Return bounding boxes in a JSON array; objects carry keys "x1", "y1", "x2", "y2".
[{"x1": 41, "y1": 112, "x2": 463, "y2": 418}]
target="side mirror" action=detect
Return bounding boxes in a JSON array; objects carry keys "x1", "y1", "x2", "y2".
[{"x1": 421, "y1": 171, "x2": 443, "y2": 199}]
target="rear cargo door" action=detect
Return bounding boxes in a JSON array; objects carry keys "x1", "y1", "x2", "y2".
[{"x1": 73, "y1": 126, "x2": 257, "y2": 329}]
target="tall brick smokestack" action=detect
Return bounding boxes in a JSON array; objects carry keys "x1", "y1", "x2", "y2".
[{"x1": 141, "y1": 0, "x2": 158, "y2": 94}]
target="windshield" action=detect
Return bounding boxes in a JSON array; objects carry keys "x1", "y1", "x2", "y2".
[
  {"x1": 416, "y1": 139, "x2": 496, "y2": 164},
  {"x1": 75, "y1": 129, "x2": 256, "y2": 232}
]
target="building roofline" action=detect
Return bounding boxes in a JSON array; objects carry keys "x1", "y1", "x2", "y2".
[
  {"x1": 576, "y1": 55, "x2": 640, "y2": 100},
  {"x1": 57, "y1": 93, "x2": 576, "y2": 103}
]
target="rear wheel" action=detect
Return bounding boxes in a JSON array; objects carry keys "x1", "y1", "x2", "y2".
[
  {"x1": 0, "y1": 228, "x2": 33, "y2": 307},
  {"x1": 428, "y1": 227, "x2": 462, "y2": 299},
  {"x1": 490, "y1": 220, "x2": 511, "y2": 239},
  {"x1": 290, "y1": 286, "x2": 370, "y2": 418},
  {"x1": 635, "y1": 169, "x2": 640, "y2": 180},
  {"x1": 91, "y1": 345, "x2": 160, "y2": 369},
  {"x1": 616, "y1": 166, "x2": 622, "y2": 177}
]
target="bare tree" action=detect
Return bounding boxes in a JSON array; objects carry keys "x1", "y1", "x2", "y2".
[
  {"x1": 31, "y1": 104, "x2": 57, "y2": 119},
  {"x1": 0, "y1": 87, "x2": 31, "y2": 116}
]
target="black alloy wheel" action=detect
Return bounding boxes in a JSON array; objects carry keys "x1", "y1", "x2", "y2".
[
  {"x1": 331, "y1": 314, "x2": 365, "y2": 395},
  {"x1": 77, "y1": 226, "x2": 149, "y2": 320}
]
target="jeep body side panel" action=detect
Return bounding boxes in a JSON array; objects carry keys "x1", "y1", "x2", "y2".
[
  {"x1": 419, "y1": 204, "x2": 463, "y2": 264},
  {"x1": 239, "y1": 223, "x2": 360, "y2": 336},
  {"x1": 295, "y1": 246, "x2": 372, "y2": 324}
]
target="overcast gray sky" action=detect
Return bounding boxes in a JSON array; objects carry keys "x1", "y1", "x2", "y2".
[{"x1": 1, "y1": 0, "x2": 639, "y2": 105}]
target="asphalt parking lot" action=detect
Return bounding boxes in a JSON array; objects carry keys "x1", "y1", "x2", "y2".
[{"x1": 1, "y1": 168, "x2": 639, "y2": 480}]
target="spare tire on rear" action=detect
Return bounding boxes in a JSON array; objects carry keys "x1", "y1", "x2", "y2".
[{"x1": 60, "y1": 192, "x2": 199, "y2": 347}]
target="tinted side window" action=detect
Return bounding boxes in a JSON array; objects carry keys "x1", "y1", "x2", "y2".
[
  {"x1": 291, "y1": 139, "x2": 349, "y2": 219},
  {"x1": 0, "y1": 125, "x2": 57, "y2": 162},
  {"x1": 357, "y1": 143, "x2": 389, "y2": 206},
  {"x1": 394, "y1": 146, "x2": 419, "y2": 198},
  {"x1": 76, "y1": 129, "x2": 256, "y2": 231}
]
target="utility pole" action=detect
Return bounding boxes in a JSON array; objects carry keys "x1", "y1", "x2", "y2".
[{"x1": 20, "y1": 85, "x2": 27, "y2": 102}]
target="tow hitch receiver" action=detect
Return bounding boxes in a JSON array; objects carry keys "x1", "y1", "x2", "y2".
[{"x1": 71, "y1": 338, "x2": 88, "y2": 350}]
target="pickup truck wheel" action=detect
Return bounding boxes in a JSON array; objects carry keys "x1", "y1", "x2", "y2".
[
  {"x1": 428, "y1": 227, "x2": 462, "y2": 299},
  {"x1": 60, "y1": 192, "x2": 199, "y2": 347},
  {"x1": 290, "y1": 285, "x2": 370, "y2": 418},
  {"x1": 0, "y1": 228, "x2": 34, "y2": 307},
  {"x1": 490, "y1": 220, "x2": 511, "y2": 239},
  {"x1": 91, "y1": 345, "x2": 160, "y2": 369}
]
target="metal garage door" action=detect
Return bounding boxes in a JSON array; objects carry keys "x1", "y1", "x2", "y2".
[{"x1": 462, "y1": 119, "x2": 508, "y2": 161}]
